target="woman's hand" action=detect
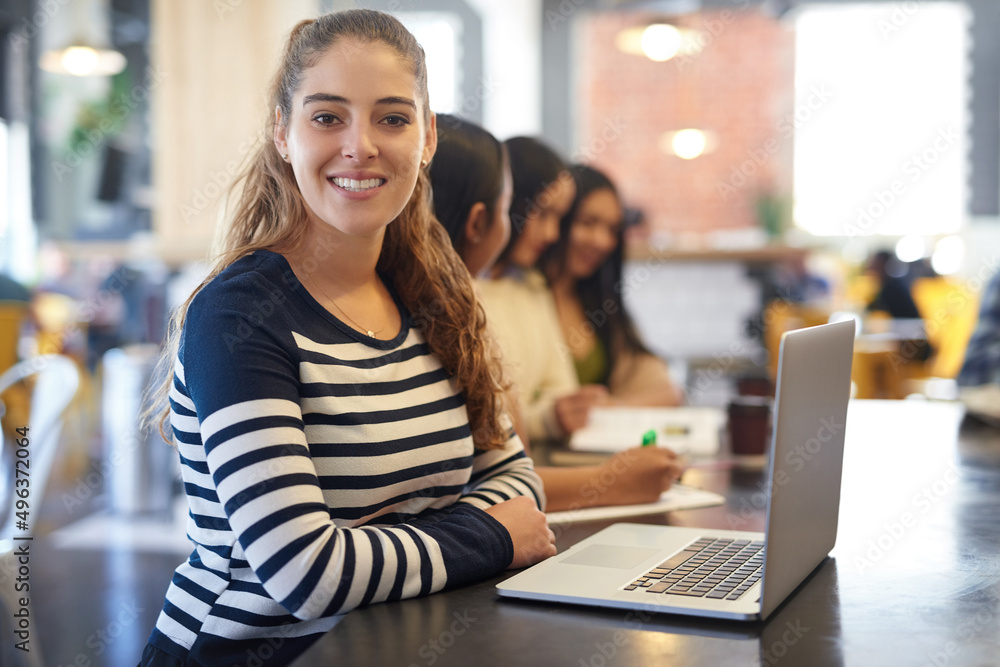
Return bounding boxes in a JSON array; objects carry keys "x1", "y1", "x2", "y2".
[
  {"x1": 484, "y1": 496, "x2": 557, "y2": 569},
  {"x1": 596, "y1": 446, "x2": 684, "y2": 506},
  {"x1": 554, "y1": 384, "x2": 609, "y2": 434}
]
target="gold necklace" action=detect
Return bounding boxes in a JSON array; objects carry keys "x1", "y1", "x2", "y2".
[{"x1": 307, "y1": 274, "x2": 387, "y2": 339}]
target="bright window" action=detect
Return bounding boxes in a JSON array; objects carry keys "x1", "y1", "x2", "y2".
[
  {"x1": 1, "y1": 118, "x2": 38, "y2": 280},
  {"x1": 0, "y1": 119, "x2": 8, "y2": 246},
  {"x1": 396, "y1": 12, "x2": 462, "y2": 115},
  {"x1": 793, "y1": 2, "x2": 969, "y2": 237}
]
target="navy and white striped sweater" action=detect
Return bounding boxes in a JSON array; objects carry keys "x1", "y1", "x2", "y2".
[{"x1": 147, "y1": 250, "x2": 544, "y2": 666}]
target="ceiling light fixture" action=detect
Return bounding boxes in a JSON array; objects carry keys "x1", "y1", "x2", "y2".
[
  {"x1": 641, "y1": 23, "x2": 683, "y2": 61},
  {"x1": 40, "y1": 44, "x2": 126, "y2": 76},
  {"x1": 659, "y1": 128, "x2": 717, "y2": 159},
  {"x1": 616, "y1": 22, "x2": 704, "y2": 62},
  {"x1": 39, "y1": 0, "x2": 126, "y2": 77}
]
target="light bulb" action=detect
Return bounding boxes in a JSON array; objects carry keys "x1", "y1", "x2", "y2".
[
  {"x1": 671, "y1": 129, "x2": 708, "y2": 159},
  {"x1": 641, "y1": 24, "x2": 682, "y2": 62},
  {"x1": 61, "y1": 46, "x2": 100, "y2": 76}
]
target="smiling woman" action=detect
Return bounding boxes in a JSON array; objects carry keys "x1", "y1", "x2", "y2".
[
  {"x1": 541, "y1": 164, "x2": 682, "y2": 408},
  {"x1": 274, "y1": 42, "x2": 431, "y2": 243},
  {"x1": 137, "y1": 9, "x2": 554, "y2": 667}
]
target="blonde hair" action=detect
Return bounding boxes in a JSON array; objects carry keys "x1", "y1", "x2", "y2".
[{"x1": 146, "y1": 9, "x2": 511, "y2": 449}]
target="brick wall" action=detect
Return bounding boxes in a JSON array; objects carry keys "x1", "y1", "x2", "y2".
[{"x1": 577, "y1": 9, "x2": 795, "y2": 235}]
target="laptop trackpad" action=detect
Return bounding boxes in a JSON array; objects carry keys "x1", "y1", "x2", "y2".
[{"x1": 561, "y1": 545, "x2": 660, "y2": 569}]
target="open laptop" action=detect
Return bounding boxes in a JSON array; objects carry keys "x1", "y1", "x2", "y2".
[{"x1": 497, "y1": 319, "x2": 855, "y2": 621}]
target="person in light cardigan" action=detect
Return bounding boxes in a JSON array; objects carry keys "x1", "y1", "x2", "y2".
[
  {"x1": 478, "y1": 136, "x2": 607, "y2": 441},
  {"x1": 430, "y1": 117, "x2": 683, "y2": 514},
  {"x1": 540, "y1": 164, "x2": 683, "y2": 408}
]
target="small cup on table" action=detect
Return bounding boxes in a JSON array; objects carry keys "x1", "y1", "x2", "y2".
[{"x1": 727, "y1": 396, "x2": 773, "y2": 468}]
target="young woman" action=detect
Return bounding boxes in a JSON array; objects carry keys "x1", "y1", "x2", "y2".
[
  {"x1": 430, "y1": 116, "x2": 682, "y2": 512},
  {"x1": 476, "y1": 136, "x2": 609, "y2": 441},
  {"x1": 427, "y1": 114, "x2": 512, "y2": 277},
  {"x1": 542, "y1": 165, "x2": 683, "y2": 406},
  {"x1": 139, "y1": 12, "x2": 553, "y2": 666}
]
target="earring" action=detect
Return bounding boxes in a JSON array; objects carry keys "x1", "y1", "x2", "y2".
[
  {"x1": 282, "y1": 153, "x2": 288, "y2": 161},
  {"x1": 420, "y1": 159, "x2": 428, "y2": 168}
]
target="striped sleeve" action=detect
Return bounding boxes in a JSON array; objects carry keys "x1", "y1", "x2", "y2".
[
  {"x1": 181, "y1": 281, "x2": 518, "y2": 620},
  {"x1": 458, "y1": 427, "x2": 547, "y2": 512}
]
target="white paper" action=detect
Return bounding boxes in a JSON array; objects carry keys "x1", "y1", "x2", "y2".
[
  {"x1": 568, "y1": 406, "x2": 725, "y2": 457},
  {"x1": 545, "y1": 484, "x2": 725, "y2": 525}
]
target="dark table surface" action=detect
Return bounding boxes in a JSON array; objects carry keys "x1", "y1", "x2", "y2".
[{"x1": 294, "y1": 400, "x2": 1000, "y2": 667}]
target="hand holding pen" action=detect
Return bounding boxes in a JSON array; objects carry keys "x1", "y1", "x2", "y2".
[
  {"x1": 640, "y1": 428, "x2": 735, "y2": 484},
  {"x1": 591, "y1": 432, "x2": 684, "y2": 506}
]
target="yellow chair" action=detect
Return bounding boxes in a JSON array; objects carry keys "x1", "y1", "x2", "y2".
[
  {"x1": 845, "y1": 273, "x2": 879, "y2": 311},
  {"x1": 0, "y1": 303, "x2": 28, "y2": 375},
  {"x1": 764, "y1": 300, "x2": 914, "y2": 399},
  {"x1": 843, "y1": 275, "x2": 980, "y2": 396},
  {"x1": 911, "y1": 277, "x2": 981, "y2": 379},
  {"x1": 851, "y1": 342, "x2": 909, "y2": 399},
  {"x1": 0, "y1": 304, "x2": 30, "y2": 442},
  {"x1": 763, "y1": 301, "x2": 832, "y2": 380},
  {"x1": 32, "y1": 291, "x2": 84, "y2": 357}
]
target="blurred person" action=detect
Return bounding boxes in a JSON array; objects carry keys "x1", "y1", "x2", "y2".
[
  {"x1": 865, "y1": 249, "x2": 933, "y2": 361},
  {"x1": 865, "y1": 249, "x2": 922, "y2": 319},
  {"x1": 958, "y1": 269, "x2": 1000, "y2": 387},
  {"x1": 428, "y1": 114, "x2": 512, "y2": 278},
  {"x1": 541, "y1": 164, "x2": 683, "y2": 407},
  {"x1": 477, "y1": 136, "x2": 608, "y2": 441},
  {"x1": 765, "y1": 256, "x2": 831, "y2": 305},
  {"x1": 430, "y1": 116, "x2": 682, "y2": 511}
]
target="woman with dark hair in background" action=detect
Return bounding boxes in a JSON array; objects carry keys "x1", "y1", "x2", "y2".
[
  {"x1": 428, "y1": 114, "x2": 511, "y2": 277},
  {"x1": 541, "y1": 164, "x2": 682, "y2": 406},
  {"x1": 476, "y1": 136, "x2": 609, "y2": 441},
  {"x1": 430, "y1": 118, "x2": 682, "y2": 511}
]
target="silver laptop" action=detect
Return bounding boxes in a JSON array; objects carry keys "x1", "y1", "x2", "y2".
[{"x1": 497, "y1": 319, "x2": 855, "y2": 621}]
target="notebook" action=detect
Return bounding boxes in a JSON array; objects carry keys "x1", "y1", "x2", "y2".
[
  {"x1": 497, "y1": 319, "x2": 855, "y2": 621},
  {"x1": 545, "y1": 484, "x2": 725, "y2": 525},
  {"x1": 566, "y1": 406, "x2": 725, "y2": 457}
]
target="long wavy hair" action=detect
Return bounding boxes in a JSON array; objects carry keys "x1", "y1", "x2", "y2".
[
  {"x1": 146, "y1": 9, "x2": 511, "y2": 450},
  {"x1": 541, "y1": 164, "x2": 652, "y2": 381}
]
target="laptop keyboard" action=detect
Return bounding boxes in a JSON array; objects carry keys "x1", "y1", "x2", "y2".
[{"x1": 624, "y1": 537, "x2": 764, "y2": 601}]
